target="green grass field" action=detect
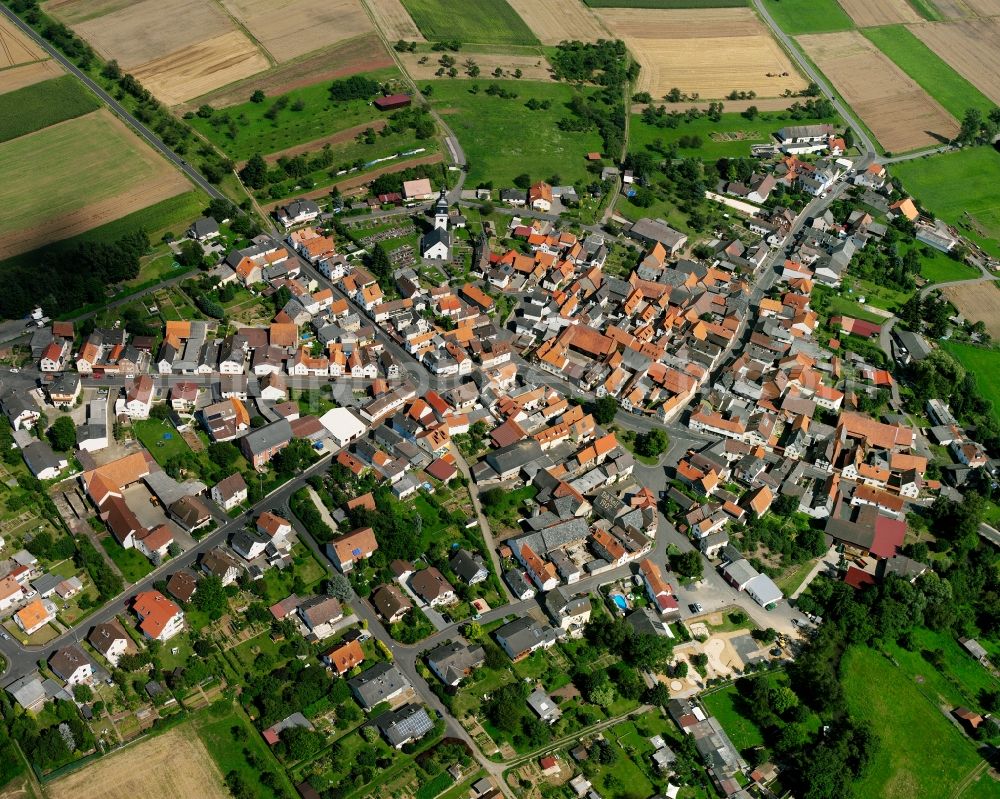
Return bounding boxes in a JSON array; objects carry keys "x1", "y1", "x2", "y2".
[
  {"x1": 188, "y1": 70, "x2": 398, "y2": 161},
  {"x1": 630, "y1": 108, "x2": 838, "y2": 160},
  {"x1": 428, "y1": 80, "x2": 602, "y2": 187},
  {"x1": 584, "y1": 0, "x2": 746, "y2": 6},
  {"x1": 893, "y1": 148, "x2": 1000, "y2": 258},
  {"x1": 100, "y1": 538, "x2": 153, "y2": 582},
  {"x1": 0, "y1": 76, "x2": 100, "y2": 143},
  {"x1": 701, "y1": 685, "x2": 766, "y2": 750},
  {"x1": 0, "y1": 191, "x2": 204, "y2": 274},
  {"x1": 0, "y1": 111, "x2": 184, "y2": 240},
  {"x1": 842, "y1": 647, "x2": 983, "y2": 799},
  {"x1": 763, "y1": 0, "x2": 854, "y2": 33},
  {"x1": 917, "y1": 246, "x2": 980, "y2": 283},
  {"x1": 862, "y1": 26, "x2": 992, "y2": 119},
  {"x1": 132, "y1": 418, "x2": 190, "y2": 465},
  {"x1": 942, "y1": 341, "x2": 1000, "y2": 425},
  {"x1": 400, "y1": 0, "x2": 538, "y2": 45}
]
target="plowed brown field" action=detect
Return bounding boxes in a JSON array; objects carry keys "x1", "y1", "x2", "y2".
[
  {"x1": 506, "y1": 0, "x2": 608, "y2": 44},
  {"x1": 943, "y1": 282, "x2": 1000, "y2": 337},
  {"x1": 596, "y1": 8, "x2": 804, "y2": 99},
  {"x1": 910, "y1": 19, "x2": 1000, "y2": 105},
  {"x1": 798, "y1": 31, "x2": 959, "y2": 152},
  {"x1": 838, "y1": 0, "x2": 921, "y2": 27}
]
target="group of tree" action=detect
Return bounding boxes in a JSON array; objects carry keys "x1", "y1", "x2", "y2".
[{"x1": 954, "y1": 106, "x2": 1000, "y2": 146}]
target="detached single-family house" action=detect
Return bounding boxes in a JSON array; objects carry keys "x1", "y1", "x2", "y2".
[
  {"x1": 371, "y1": 583, "x2": 412, "y2": 623},
  {"x1": 48, "y1": 645, "x2": 94, "y2": 686},
  {"x1": 212, "y1": 473, "x2": 248, "y2": 511},
  {"x1": 132, "y1": 590, "x2": 184, "y2": 641},
  {"x1": 326, "y1": 527, "x2": 378, "y2": 573},
  {"x1": 297, "y1": 595, "x2": 344, "y2": 640}
]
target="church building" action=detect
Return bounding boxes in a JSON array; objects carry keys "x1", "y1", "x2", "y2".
[{"x1": 421, "y1": 189, "x2": 452, "y2": 260}]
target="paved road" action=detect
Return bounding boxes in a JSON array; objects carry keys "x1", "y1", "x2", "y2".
[
  {"x1": 752, "y1": 0, "x2": 877, "y2": 164},
  {"x1": 881, "y1": 145, "x2": 954, "y2": 164},
  {"x1": 0, "y1": 454, "x2": 335, "y2": 679},
  {"x1": 0, "y1": 5, "x2": 221, "y2": 200}
]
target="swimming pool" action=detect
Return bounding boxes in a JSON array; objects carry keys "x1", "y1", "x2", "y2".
[{"x1": 612, "y1": 594, "x2": 628, "y2": 611}]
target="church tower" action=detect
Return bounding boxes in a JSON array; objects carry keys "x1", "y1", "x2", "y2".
[{"x1": 433, "y1": 188, "x2": 449, "y2": 230}]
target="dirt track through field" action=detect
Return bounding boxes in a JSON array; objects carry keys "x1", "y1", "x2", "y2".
[
  {"x1": 506, "y1": 0, "x2": 608, "y2": 44},
  {"x1": 597, "y1": 7, "x2": 805, "y2": 99},
  {"x1": 181, "y1": 33, "x2": 392, "y2": 109},
  {"x1": 798, "y1": 30, "x2": 959, "y2": 152},
  {"x1": 220, "y1": 0, "x2": 374, "y2": 62},
  {"x1": 838, "y1": 0, "x2": 921, "y2": 27},
  {"x1": 47, "y1": 728, "x2": 229, "y2": 799},
  {"x1": 0, "y1": 59, "x2": 62, "y2": 93},
  {"x1": 909, "y1": 19, "x2": 1000, "y2": 105},
  {"x1": 367, "y1": 0, "x2": 425, "y2": 41},
  {"x1": 0, "y1": 15, "x2": 46, "y2": 67},
  {"x1": 943, "y1": 282, "x2": 1000, "y2": 337}
]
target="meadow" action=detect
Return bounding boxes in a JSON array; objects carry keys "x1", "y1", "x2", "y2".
[
  {"x1": 893, "y1": 148, "x2": 1000, "y2": 254},
  {"x1": 917, "y1": 245, "x2": 980, "y2": 283},
  {"x1": 400, "y1": 0, "x2": 539, "y2": 45},
  {"x1": 0, "y1": 75, "x2": 100, "y2": 142},
  {"x1": 428, "y1": 79, "x2": 602, "y2": 187},
  {"x1": 842, "y1": 646, "x2": 984, "y2": 799},
  {"x1": 0, "y1": 110, "x2": 190, "y2": 257},
  {"x1": 584, "y1": 0, "x2": 746, "y2": 5},
  {"x1": 630, "y1": 107, "x2": 838, "y2": 160},
  {"x1": 862, "y1": 25, "x2": 993, "y2": 118},
  {"x1": 942, "y1": 340, "x2": 1000, "y2": 424},
  {"x1": 762, "y1": 0, "x2": 854, "y2": 34},
  {"x1": 700, "y1": 684, "x2": 765, "y2": 750},
  {"x1": 188, "y1": 69, "x2": 399, "y2": 160}
]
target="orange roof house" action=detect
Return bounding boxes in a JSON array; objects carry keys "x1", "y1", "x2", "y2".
[{"x1": 322, "y1": 639, "x2": 365, "y2": 676}]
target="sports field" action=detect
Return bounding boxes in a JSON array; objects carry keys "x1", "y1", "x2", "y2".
[
  {"x1": 760, "y1": 0, "x2": 854, "y2": 34},
  {"x1": 188, "y1": 68, "x2": 399, "y2": 160},
  {"x1": 0, "y1": 110, "x2": 190, "y2": 259},
  {"x1": 862, "y1": 25, "x2": 993, "y2": 117},
  {"x1": 942, "y1": 342, "x2": 1000, "y2": 423},
  {"x1": 892, "y1": 148, "x2": 1000, "y2": 246},
  {"x1": 798, "y1": 31, "x2": 959, "y2": 152},
  {"x1": 910, "y1": 19, "x2": 1000, "y2": 106},
  {"x1": 0, "y1": 75, "x2": 99, "y2": 142},
  {"x1": 842, "y1": 647, "x2": 984, "y2": 799},
  {"x1": 400, "y1": 0, "x2": 540, "y2": 45},
  {"x1": 597, "y1": 7, "x2": 805, "y2": 99},
  {"x1": 429, "y1": 79, "x2": 602, "y2": 186},
  {"x1": 47, "y1": 727, "x2": 230, "y2": 799}
]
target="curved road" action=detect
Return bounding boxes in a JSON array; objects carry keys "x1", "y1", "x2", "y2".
[{"x1": 0, "y1": 5, "x2": 222, "y2": 200}]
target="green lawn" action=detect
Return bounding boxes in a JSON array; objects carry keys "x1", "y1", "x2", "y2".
[
  {"x1": 917, "y1": 246, "x2": 979, "y2": 284},
  {"x1": 0, "y1": 76, "x2": 100, "y2": 143},
  {"x1": 400, "y1": 0, "x2": 538, "y2": 45},
  {"x1": 892, "y1": 148, "x2": 1000, "y2": 258},
  {"x1": 862, "y1": 26, "x2": 992, "y2": 119},
  {"x1": 583, "y1": 719, "x2": 657, "y2": 797},
  {"x1": 428, "y1": 80, "x2": 602, "y2": 187},
  {"x1": 763, "y1": 0, "x2": 854, "y2": 34},
  {"x1": 701, "y1": 685, "x2": 765, "y2": 751},
  {"x1": 132, "y1": 418, "x2": 191, "y2": 465},
  {"x1": 817, "y1": 289, "x2": 889, "y2": 324},
  {"x1": 842, "y1": 647, "x2": 983, "y2": 799},
  {"x1": 941, "y1": 340, "x2": 1000, "y2": 425},
  {"x1": 189, "y1": 70, "x2": 399, "y2": 161},
  {"x1": 195, "y1": 703, "x2": 297, "y2": 799},
  {"x1": 630, "y1": 108, "x2": 837, "y2": 161},
  {"x1": 100, "y1": 538, "x2": 153, "y2": 582}
]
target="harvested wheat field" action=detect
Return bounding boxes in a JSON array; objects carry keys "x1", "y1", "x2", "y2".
[
  {"x1": 43, "y1": 0, "x2": 132, "y2": 24},
  {"x1": 507, "y1": 0, "x2": 608, "y2": 44},
  {"x1": 73, "y1": 0, "x2": 235, "y2": 66},
  {"x1": 0, "y1": 59, "x2": 62, "y2": 93},
  {"x1": 133, "y1": 31, "x2": 270, "y2": 105},
  {"x1": 943, "y1": 282, "x2": 1000, "y2": 337},
  {"x1": 0, "y1": 109, "x2": 190, "y2": 258},
  {"x1": 798, "y1": 31, "x2": 959, "y2": 151},
  {"x1": 47, "y1": 728, "x2": 228, "y2": 799},
  {"x1": 0, "y1": 15, "x2": 46, "y2": 67},
  {"x1": 597, "y1": 8, "x2": 804, "y2": 99},
  {"x1": 400, "y1": 50, "x2": 554, "y2": 81},
  {"x1": 838, "y1": 0, "x2": 921, "y2": 27},
  {"x1": 369, "y1": 0, "x2": 425, "y2": 41},
  {"x1": 910, "y1": 20, "x2": 1000, "y2": 105},
  {"x1": 962, "y1": 0, "x2": 1000, "y2": 15},
  {"x1": 184, "y1": 33, "x2": 392, "y2": 108},
  {"x1": 220, "y1": 0, "x2": 373, "y2": 62}
]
